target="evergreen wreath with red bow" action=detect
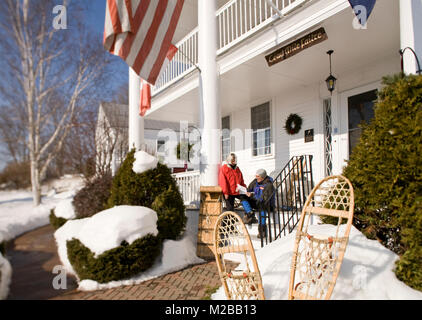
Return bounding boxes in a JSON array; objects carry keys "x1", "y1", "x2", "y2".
[{"x1": 284, "y1": 113, "x2": 303, "y2": 135}]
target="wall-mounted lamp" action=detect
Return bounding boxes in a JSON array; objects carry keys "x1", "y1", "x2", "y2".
[
  {"x1": 326, "y1": 50, "x2": 337, "y2": 94},
  {"x1": 399, "y1": 47, "x2": 422, "y2": 75}
]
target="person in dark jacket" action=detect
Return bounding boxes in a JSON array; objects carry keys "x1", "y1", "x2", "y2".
[
  {"x1": 245, "y1": 169, "x2": 275, "y2": 238},
  {"x1": 218, "y1": 153, "x2": 257, "y2": 223}
]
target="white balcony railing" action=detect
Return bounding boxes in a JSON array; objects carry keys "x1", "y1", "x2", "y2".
[
  {"x1": 152, "y1": 0, "x2": 310, "y2": 95},
  {"x1": 172, "y1": 170, "x2": 201, "y2": 209}
]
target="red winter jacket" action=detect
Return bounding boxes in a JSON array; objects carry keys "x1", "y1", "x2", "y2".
[{"x1": 218, "y1": 163, "x2": 246, "y2": 196}]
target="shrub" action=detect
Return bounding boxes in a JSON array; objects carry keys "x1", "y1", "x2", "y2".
[
  {"x1": 151, "y1": 184, "x2": 186, "y2": 240},
  {"x1": 343, "y1": 74, "x2": 422, "y2": 291},
  {"x1": 0, "y1": 161, "x2": 30, "y2": 189},
  {"x1": 107, "y1": 149, "x2": 186, "y2": 239},
  {"x1": 73, "y1": 172, "x2": 113, "y2": 219},
  {"x1": 49, "y1": 209, "x2": 68, "y2": 230},
  {"x1": 66, "y1": 234, "x2": 161, "y2": 283}
]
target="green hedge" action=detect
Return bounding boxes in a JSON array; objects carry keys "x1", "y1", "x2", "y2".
[
  {"x1": 49, "y1": 209, "x2": 69, "y2": 230},
  {"x1": 107, "y1": 149, "x2": 186, "y2": 240},
  {"x1": 343, "y1": 74, "x2": 422, "y2": 291},
  {"x1": 152, "y1": 184, "x2": 187, "y2": 240},
  {"x1": 66, "y1": 234, "x2": 161, "y2": 283}
]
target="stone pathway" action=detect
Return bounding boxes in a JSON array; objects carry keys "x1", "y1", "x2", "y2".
[{"x1": 6, "y1": 224, "x2": 237, "y2": 300}]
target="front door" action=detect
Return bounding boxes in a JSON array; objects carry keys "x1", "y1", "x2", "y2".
[{"x1": 338, "y1": 82, "x2": 380, "y2": 171}]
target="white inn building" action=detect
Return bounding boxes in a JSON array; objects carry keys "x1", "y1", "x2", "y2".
[{"x1": 128, "y1": 0, "x2": 422, "y2": 199}]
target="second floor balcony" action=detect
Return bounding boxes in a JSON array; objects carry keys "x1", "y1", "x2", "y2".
[{"x1": 151, "y1": 0, "x2": 312, "y2": 96}]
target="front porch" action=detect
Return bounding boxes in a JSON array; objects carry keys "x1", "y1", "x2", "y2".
[{"x1": 150, "y1": 0, "x2": 401, "y2": 184}]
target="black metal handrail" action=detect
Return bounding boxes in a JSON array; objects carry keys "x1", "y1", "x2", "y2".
[{"x1": 258, "y1": 155, "x2": 314, "y2": 247}]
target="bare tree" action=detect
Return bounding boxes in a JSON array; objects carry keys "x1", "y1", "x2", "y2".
[
  {"x1": 0, "y1": 0, "x2": 112, "y2": 205},
  {"x1": 95, "y1": 104, "x2": 128, "y2": 177}
]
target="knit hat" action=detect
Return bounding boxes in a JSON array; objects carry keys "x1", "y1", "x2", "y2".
[{"x1": 256, "y1": 169, "x2": 267, "y2": 178}]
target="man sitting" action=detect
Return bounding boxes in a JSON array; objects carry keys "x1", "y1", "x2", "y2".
[{"x1": 243, "y1": 169, "x2": 275, "y2": 238}]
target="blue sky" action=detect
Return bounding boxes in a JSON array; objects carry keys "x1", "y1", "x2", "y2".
[{"x1": 85, "y1": 0, "x2": 108, "y2": 35}]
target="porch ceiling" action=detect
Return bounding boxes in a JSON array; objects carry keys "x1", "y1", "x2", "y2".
[
  {"x1": 219, "y1": 0, "x2": 400, "y2": 115},
  {"x1": 148, "y1": 0, "x2": 399, "y2": 123}
]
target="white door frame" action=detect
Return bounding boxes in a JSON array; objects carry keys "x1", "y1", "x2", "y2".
[{"x1": 337, "y1": 80, "x2": 383, "y2": 172}]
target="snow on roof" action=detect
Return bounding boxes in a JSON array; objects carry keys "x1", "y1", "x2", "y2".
[{"x1": 99, "y1": 102, "x2": 185, "y2": 132}]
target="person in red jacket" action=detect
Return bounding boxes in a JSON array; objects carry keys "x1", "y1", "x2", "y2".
[{"x1": 218, "y1": 153, "x2": 258, "y2": 224}]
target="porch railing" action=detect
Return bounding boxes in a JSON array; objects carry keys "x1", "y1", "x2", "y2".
[
  {"x1": 172, "y1": 170, "x2": 201, "y2": 209},
  {"x1": 259, "y1": 155, "x2": 314, "y2": 247},
  {"x1": 152, "y1": 0, "x2": 311, "y2": 95}
]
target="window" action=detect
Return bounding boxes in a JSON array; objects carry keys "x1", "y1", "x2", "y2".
[
  {"x1": 348, "y1": 90, "x2": 377, "y2": 155},
  {"x1": 156, "y1": 139, "x2": 166, "y2": 162},
  {"x1": 221, "y1": 116, "x2": 231, "y2": 161},
  {"x1": 251, "y1": 102, "x2": 271, "y2": 156}
]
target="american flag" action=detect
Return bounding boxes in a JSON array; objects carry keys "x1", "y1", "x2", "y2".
[
  {"x1": 104, "y1": 0, "x2": 184, "y2": 86},
  {"x1": 139, "y1": 43, "x2": 177, "y2": 116}
]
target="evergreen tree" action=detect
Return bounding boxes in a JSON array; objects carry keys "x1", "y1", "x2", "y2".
[{"x1": 343, "y1": 74, "x2": 422, "y2": 291}]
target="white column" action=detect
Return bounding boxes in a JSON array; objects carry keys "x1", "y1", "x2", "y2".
[
  {"x1": 400, "y1": 0, "x2": 422, "y2": 74},
  {"x1": 128, "y1": 68, "x2": 145, "y2": 151},
  {"x1": 198, "y1": 0, "x2": 221, "y2": 186}
]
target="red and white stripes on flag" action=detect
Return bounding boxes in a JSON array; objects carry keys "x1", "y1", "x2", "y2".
[
  {"x1": 103, "y1": 0, "x2": 184, "y2": 86},
  {"x1": 139, "y1": 44, "x2": 177, "y2": 116}
]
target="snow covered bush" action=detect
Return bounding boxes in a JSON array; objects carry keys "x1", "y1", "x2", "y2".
[
  {"x1": 63, "y1": 206, "x2": 162, "y2": 283},
  {"x1": 67, "y1": 235, "x2": 161, "y2": 283},
  {"x1": 107, "y1": 149, "x2": 186, "y2": 240},
  {"x1": 343, "y1": 74, "x2": 422, "y2": 291},
  {"x1": 73, "y1": 172, "x2": 112, "y2": 219}
]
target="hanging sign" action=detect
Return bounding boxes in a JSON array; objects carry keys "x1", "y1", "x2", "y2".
[{"x1": 265, "y1": 28, "x2": 328, "y2": 67}]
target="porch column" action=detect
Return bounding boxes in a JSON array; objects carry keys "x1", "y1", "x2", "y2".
[
  {"x1": 128, "y1": 68, "x2": 145, "y2": 150},
  {"x1": 198, "y1": 0, "x2": 221, "y2": 186},
  {"x1": 400, "y1": 0, "x2": 422, "y2": 74}
]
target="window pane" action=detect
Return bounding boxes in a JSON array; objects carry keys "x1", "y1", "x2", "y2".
[
  {"x1": 348, "y1": 90, "x2": 377, "y2": 155},
  {"x1": 221, "y1": 116, "x2": 231, "y2": 161},
  {"x1": 251, "y1": 103, "x2": 271, "y2": 156}
]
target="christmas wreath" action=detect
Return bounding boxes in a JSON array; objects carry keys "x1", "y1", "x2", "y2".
[{"x1": 284, "y1": 113, "x2": 303, "y2": 135}]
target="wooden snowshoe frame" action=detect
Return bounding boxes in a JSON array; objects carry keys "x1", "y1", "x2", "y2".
[
  {"x1": 213, "y1": 211, "x2": 265, "y2": 300},
  {"x1": 288, "y1": 175, "x2": 354, "y2": 300}
]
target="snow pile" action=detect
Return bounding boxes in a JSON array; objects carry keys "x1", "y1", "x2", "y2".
[
  {"x1": 212, "y1": 224, "x2": 422, "y2": 300},
  {"x1": 54, "y1": 198, "x2": 76, "y2": 220},
  {"x1": 132, "y1": 151, "x2": 158, "y2": 174},
  {"x1": 0, "y1": 252, "x2": 12, "y2": 300},
  {"x1": 55, "y1": 209, "x2": 204, "y2": 291}
]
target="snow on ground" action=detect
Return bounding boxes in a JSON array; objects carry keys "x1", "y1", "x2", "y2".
[
  {"x1": 0, "y1": 175, "x2": 84, "y2": 300},
  {"x1": 54, "y1": 208, "x2": 204, "y2": 291},
  {"x1": 0, "y1": 252, "x2": 12, "y2": 300},
  {"x1": 212, "y1": 223, "x2": 422, "y2": 300}
]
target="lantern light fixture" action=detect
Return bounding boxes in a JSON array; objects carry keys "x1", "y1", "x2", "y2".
[{"x1": 326, "y1": 50, "x2": 337, "y2": 94}]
